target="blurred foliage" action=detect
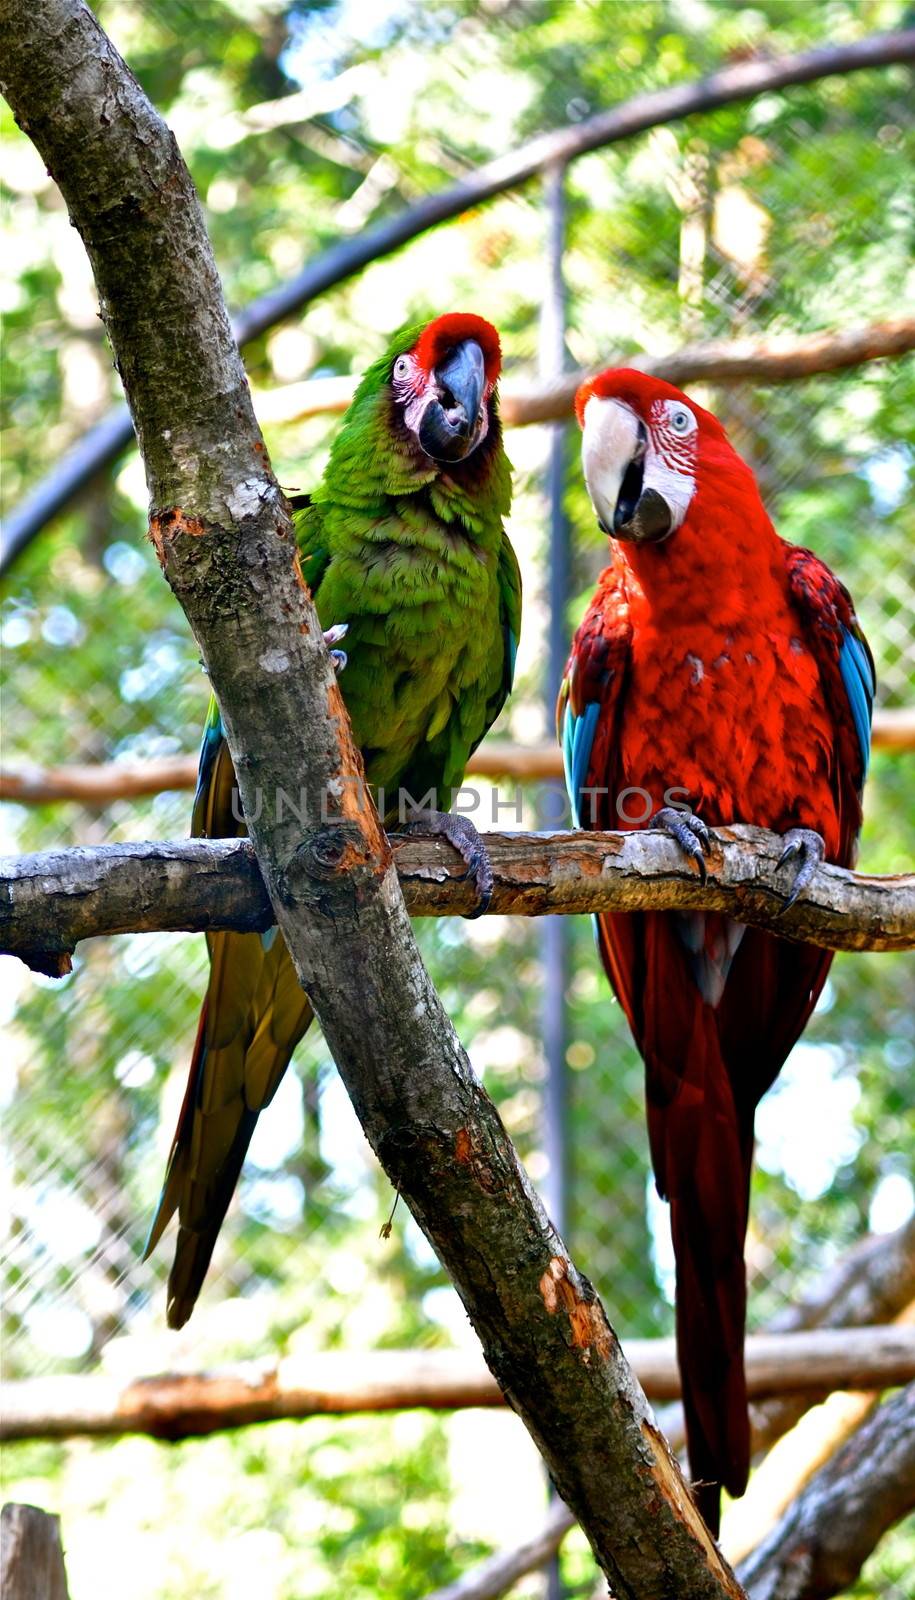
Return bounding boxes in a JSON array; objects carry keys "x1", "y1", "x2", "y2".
[{"x1": 2, "y1": 1, "x2": 914, "y2": 1596}]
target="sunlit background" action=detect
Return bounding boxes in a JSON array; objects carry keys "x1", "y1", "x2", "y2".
[{"x1": 2, "y1": 2, "x2": 914, "y2": 1596}]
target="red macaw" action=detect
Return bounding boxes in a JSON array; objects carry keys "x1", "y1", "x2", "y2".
[{"x1": 557, "y1": 369, "x2": 873, "y2": 1533}]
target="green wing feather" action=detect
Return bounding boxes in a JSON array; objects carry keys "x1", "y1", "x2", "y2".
[
  {"x1": 146, "y1": 497, "x2": 340, "y2": 1326},
  {"x1": 494, "y1": 531, "x2": 522, "y2": 713},
  {"x1": 147, "y1": 348, "x2": 520, "y2": 1327}
]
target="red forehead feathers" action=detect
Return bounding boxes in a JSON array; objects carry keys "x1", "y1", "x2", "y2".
[
  {"x1": 575, "y1": 366, "x2": 726, "y2": 438},
  {"x1": 411, "y1": 313, "x2": 502, "y2": 386}
]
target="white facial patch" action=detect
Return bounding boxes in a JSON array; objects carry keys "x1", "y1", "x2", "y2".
[
  {"x1": 642, "y1": 398, "x2": 698, "y2": 531},
  {"x1": 641, "y1": 452, "x2": 696, "y2": 530},
  {"x1": 581, "y1": 396, "x2": 642, "y2": 531},
  {"x1": 392, "y1": 352, "x2": 430, "y2": 435}
]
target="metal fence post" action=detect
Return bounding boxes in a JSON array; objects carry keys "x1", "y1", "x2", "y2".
[{"x1": 540, "y1": 157, "x2": 572, "y2": 1600}]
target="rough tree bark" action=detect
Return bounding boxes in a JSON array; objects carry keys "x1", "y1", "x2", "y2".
[
  {"x1": 3, "y1": 827, "x2": 913, "y2": 978},
  {"x1": 1, "y1": 4, "x2": 742, "y2": 1593}
]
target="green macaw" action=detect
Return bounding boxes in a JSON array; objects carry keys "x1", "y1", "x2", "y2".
[{"x1": 145, "y1": 313, "x2": 521, "y2": 1328}]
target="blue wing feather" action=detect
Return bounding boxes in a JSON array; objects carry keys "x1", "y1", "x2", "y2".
[
  {"x1": 562, "y1": 700, "x2": 600, "y2": 828},
  {"x1": 191, "y1": 696, "x2": 225, "y2": 837},
  {"x1": 561, "y1": 698, "x2": 575, "y2": 799},
  {"x1": 192, "y1": 696, "x2": 280, "y2": 951},
  {"x1": 838, "y1": 626, "x2": 874, "y2": 779}
]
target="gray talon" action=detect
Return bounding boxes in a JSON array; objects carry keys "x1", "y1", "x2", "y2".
[
  {"x1": 402, "y1": 808, "x2": 493, "y2": 917},
  {"x1": 777, "y1": 827, "x2": 825, "y2": 911},
  {"x1": 328, "y1": 649, "x2": 347, "y2": 674},
  {"x1": 654, "y1": 806, "x2": 713, "y2": 883}
]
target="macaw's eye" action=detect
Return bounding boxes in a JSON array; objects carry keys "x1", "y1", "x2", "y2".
[
  {"x1": 669, "y1": 405, "x2": 694, "y2": 435},
  {"x1": 393, "y1": 355, "x2": 410, "y2": 380}
]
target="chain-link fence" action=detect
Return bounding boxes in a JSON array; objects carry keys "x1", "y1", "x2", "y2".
[{"x1": 2, "y1": 11, "x2": 913, "y2": 1597}]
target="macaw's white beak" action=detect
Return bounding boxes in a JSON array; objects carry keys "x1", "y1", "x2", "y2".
[{"x1": 581, "y1": 395, "x2": 685, "y2": 544}]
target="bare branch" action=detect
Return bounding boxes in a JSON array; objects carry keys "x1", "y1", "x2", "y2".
[
  {"x1": 751, "y1": 1212, "x2": 915, "y2": 1456},
  {"x1": 2, "y1": 826, "x2": 912, "y2": 978},
  {"x1": 4, "y1": 708, "x2": 913, "y2": 806},
  {"x1": 728, "y1": 1392, "x2": 884, "y2": 1572},
  {"x1": 254, "y1": 319, "x2": 915, "y2": 427},
  {"x1": 0, "y1": 754, "x2": 203, "y2": 805},
  {"x1": 425, "y1": 1500, "x2": 576, "y2": 1600},
  {"x1": 3, "y1": 1330, "x2": 911, "y2": 1445},
  {"x1": 4, "y1": 30, "x2": 914, "y2": 570},
  {"x1": 736, "y1": 1384, "x2": 915, "y2": 1600},
  {"x1": 1, "y1": 7, "x2": 743, "y2": 1591}
]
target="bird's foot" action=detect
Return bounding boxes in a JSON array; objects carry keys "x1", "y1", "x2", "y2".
[
  {"x1": 401, "y1": 809, "x2": 493, "y2": 918},
  {"x1": 323, "y1": 623, "x2": 348, "y2": 673},
  {"x1": 776, "y1": 827, "x2": 825, "y2": 911},
  {"x1": 653, "y1": 806, "x2": 713, "y2": 884}
]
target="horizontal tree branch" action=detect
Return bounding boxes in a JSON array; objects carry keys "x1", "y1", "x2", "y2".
[
  {"x1": 5, "y1": 709, "x2": 913, "y2": 807},
  {"x1": 2, "y1": 827, "x2": 912, "y2": 977},
  {"x1": 736, "y1": 1383, "x2": 915, "y2": 1600},
  {"x1": 0, "y1": 754, "x2": 205, "y2": 805},
  {"x1": 4, "y1": 30, "x2": 913, "y2": 571},
  {"x1": 3, "y1": 1329, "x2": 911, "y2": 1445},
  {"x1": 255, "y1": 318, "x2": 915, "y2": 428}
]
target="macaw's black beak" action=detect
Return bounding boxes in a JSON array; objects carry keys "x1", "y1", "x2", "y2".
[
  {"x1": 610, "y1": 428, "x2": 673, "y2": 544},
  {"x1": 418, "y1": 339, "x2": 487, "y2": 462},
  {"x1": 614, "y1": 485, "x2": 673, "y2": 544}
]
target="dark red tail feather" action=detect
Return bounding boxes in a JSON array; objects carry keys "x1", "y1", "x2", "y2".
[
  {"x1": 598, "y1": 910, "x2": 774, "y2": 1531},
  {"x1": 671, "y1": 1184, "x2": 751, "y2": 1536}
]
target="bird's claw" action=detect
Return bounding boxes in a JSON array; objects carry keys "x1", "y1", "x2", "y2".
[
  {"x1": 776, "y1": 827, "x2": 825, "y2": 911},
  {"x1": 654, "y1": 806, "x2": 713, "y2": 884},
  {"x1": 402, "y1": 809, "x2": 493, "y2": 918},
  {"x1": 323, "y1": 623, "x2": 348, "y2": 674}
]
